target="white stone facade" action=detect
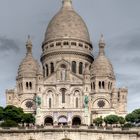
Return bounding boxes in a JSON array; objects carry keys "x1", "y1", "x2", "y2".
[{"x1": 6, "y1": 0, "x2": 128, "y2": 126}]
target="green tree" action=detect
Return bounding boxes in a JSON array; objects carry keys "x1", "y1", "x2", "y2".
[
  {"x1": 22, "y1": 113, "x2": 35, "y2": 125},
  {"x1": 118, "y1": 116, "x2": 125, "y2": 126},
  {"x1": 0, "y1": 106, "x2": 4, "y2": 121},
  {"x1": 0, "y1": 120, "x2": 18, "y2": 127},
  {"x1": 93, "y1": 116, "x2": 103, "y2": 127},
  {"x1": 104, "y1": 115, "x2": 119, "y2": 126},
  {"x1": 125, "y1": 113, "x2": 137, "y2": 123},
  {"x1": 3, "y1": 105, "x2": 24, "y2": 123}
]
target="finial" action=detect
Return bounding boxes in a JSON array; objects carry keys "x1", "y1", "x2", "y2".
[
  {"x1": 99, "y1": 34, "x2": 105, "y2": 55},
  {"x1": 26, "y1": 35, "x2": 32, "y2": 55},
  {"x1": 62, "y1": 0, "x2": 73, "y2": 9}
]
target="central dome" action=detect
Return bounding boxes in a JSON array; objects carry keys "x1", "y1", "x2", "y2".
[{"x1": 44, "y1": 0, "x2": 90, "y2": 44}]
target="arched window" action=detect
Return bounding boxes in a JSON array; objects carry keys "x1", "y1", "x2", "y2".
[
  {"x1": 49, "y1": 98, "x2": 51, "y2": 108},
  {"x1": 93, "y1": 82, "x2": 95, "y2": 90},
  {"x1": 79, "y1": 62, "x2": 83, "y2": 74},
  {"x1": 61, "y1": 88, "x2": 66, "y2": 103},
  {"x1": 46, "y1": 64, "x2": 49, "y2": 77},
  {"x1": 91, "y1": 83, "x2": 93, "y2": 90},
  {"x1": 50, "y1": 62, "x2": 54, "y2": 74},
  {"x1": 102, "y1": 81, "x2": 105, "y2": 89},
  {"x1": 76, "y1": 97, "x2": 78, "y2": 108},
  {"x1": 29, "y1": 82, "x2": 32, "y2": 89},
  {"x1": 99, "y1": 81, "x2": 101, "y2": 89},
  {"x1": 43, "y1": 66, "x2": 45, "y2": 77},
  {"x1": 108, "y1": 82, "x2": 110, "y2": 89},
  {"x1": 26, "y1": 82, "x2": 28, "y2": 89},
  {"x1": 72, "y1": 61, "x2": 76, "y2": 73},
  {"x1": 110, "y1": 82, "x2": 112, "y2": 89}
]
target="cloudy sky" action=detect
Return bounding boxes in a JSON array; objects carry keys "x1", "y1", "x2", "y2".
[{"x1": 0, "y1": 0, "x2": 140, "y2": 112}]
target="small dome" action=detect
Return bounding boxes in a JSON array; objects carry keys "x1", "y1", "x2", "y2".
[
  {"x1": 43, "y1": 0, "x2": 90, "y2": 43},
  {"x1": 17, "y1": 37, "x2": 42, "y2": 79},
  {"x1": 91, "y1": 35, "x2": 115, "y2": 79}
]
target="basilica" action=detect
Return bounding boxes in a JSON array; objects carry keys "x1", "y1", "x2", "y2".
[{"x1": 6, "y1": 0, "x2": 128, "y2": 126}]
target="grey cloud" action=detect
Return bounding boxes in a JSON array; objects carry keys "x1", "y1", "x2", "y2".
[
  {"x1": 108, "y1": 28, "x2": 140, "y2": 52},
  {"x1": 0, "y1": 36, "x2": 20, "y2": 53}
]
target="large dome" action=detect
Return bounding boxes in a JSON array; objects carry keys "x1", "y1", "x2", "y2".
[
  {"x1": 17, "y1": 38, "x2": 42, "y2": 79},
  {"x1": 91, "y1": 35, "x2": 115, "y2": 79},
  {"x1": 43, "y1": 0, "x2": 90, "y2": 44}
]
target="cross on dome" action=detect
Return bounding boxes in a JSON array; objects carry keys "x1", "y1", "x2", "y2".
[
  {"x1": 26, "y1": 35, "x2": 32, "y2": 55},
  {"x1": 99, "y1": 34, "x2": 106, "y2": 55}
]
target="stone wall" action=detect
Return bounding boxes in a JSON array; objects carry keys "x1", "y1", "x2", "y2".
[{"x1": 0, "y1": 128, "x2": 140, "y2": 140}]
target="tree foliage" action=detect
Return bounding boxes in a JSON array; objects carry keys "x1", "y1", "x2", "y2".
[
  {"x1": 93, "y1": 116, "x2": 103, "y2": 126},
  {"x1": 104, "y1": 115, "x2": 119, "y2": 125},
  {"x1": 0, "y1": 105, "x2": 35, "y2": 127}
]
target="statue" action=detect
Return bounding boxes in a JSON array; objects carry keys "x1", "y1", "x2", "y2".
[
  {"x1": 35, "y1": 96, "x2": 41, "y2": 107},
  {"x1": 84, "y1": 95, "x2": 89, "y2": 108}
]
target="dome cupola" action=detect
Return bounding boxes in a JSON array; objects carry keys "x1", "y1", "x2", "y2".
[
  {"x1": 91, "y1": 35, "x2": 115, "y2": 79},
  {"x1": 17, "y1": 36, "x2": 42, "y2": 79},
  {"x1": 43, "y1": 0, "x2": 91, "y2": 44}
]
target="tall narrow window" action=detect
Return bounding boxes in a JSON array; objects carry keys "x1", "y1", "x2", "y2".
[
  {"x1": 93, "y1": 82, "x2": 95, "y2": 90},
  {"x1": 72, "y1": 61, "x2": 76, "y2": 73},
  {"x1": 43, "y1": 66, "x2": 45, "y2": 77},
  {"x1": 49, "y1": 98, "x2": 51, "y2": 108},
  {"x1": 50, "y1": 62, "x2": 54, "y2": 74},
  {"x1": 26, "y1": 82, "x2": 28, "y2": 89},
  {"x1": 108, "y1": 82, "x2": 110, "y2": 89},
  {"x1": 61, "y1": 88, "x2": 66, "y2": 103},
  {"x1": 99, "y1": 81, "x2": 101, "y2": 89},
  {"x1": 29, "y1": 82, "x2": 32, "y2": 89},
  {"x1": 76, "y1": 97, "x2": 78, "y2": 108},
  {"x1": 79, "y1": 62, "x2": 83, "y2": 74},
  {"x1": 102, "y1": 81, "x2": 105, "y2": 89},
  {"x1": 46, "y1": 64, "x2": 49, "y2": 77}
]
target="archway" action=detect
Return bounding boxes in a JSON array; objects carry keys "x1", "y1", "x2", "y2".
[
  {"x1": 72, "y1": 116, "x2": 81, "y2": 125},
  {"x1": 44, "y1": 117, "x2": 53, "y2": 125},
  {"x1": 58, "y1": 116, "x2": 67, "y2": 125}
]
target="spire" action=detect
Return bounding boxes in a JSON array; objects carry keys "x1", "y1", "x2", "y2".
[
  {"x1": 26, "y1": 35, "x2": 32, "y2": 55},
  {"x1": 98, "y1": 34, "x2": 106, "y2": 55},
  {"x1": 62, "y1": 0, "x2": 73, "y2": 9}
]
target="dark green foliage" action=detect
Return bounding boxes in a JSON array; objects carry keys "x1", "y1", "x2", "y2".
[
  {"x1": 0, "y1": 105, "x2": 35, "y2": 127},
  {"x1": 0, "y1": 120, "x2": 18, "y2": 127},
  {"x1": 3, "y1": 105, "x2": 24, "y2": 123},
  {"x1": 104, "y1": 115, "x2": 119, "y2": 125},
  {"x1": 118, "y1": 116, "x2": 125, "y2": 126},
  {"x1": 93, "y1": 116, "x2": 103, "y2": 126},
  {"x1": 125, "y1": 108, "x2": 140, "y2": 124},
  {"x1": 22, "y1": 113, "x2": 35, "y2": 124},
  {"x1": 0, "y1": 106, "x2": 4, "y2": 121}
]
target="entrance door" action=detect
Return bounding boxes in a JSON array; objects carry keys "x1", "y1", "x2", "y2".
[
  {"x1": 44, "y1": 117, "x2": 53, "y2": 125},
  {"x1": 72, "y1": 116, "x2": 81, "y2": 125}
]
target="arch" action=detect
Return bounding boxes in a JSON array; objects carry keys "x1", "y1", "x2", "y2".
[
  {"x1": 72, "y1": 116, "x2": 81, "y2": 125},
  {"x1": 50, "y1": 62, "x2": 54, "y2": 73},
  {"x1": 58, "y1": 116, "x2": 67, "y2": 125},
  {"x1": 79, "y1": 62, "x2": 83, "y2": 74},
  {"x1": 44, "y1": 116, "x2": 53, "y2": 125},
  {"x1": 72, "y1": 61, "x2": 76, "y2": 73}
]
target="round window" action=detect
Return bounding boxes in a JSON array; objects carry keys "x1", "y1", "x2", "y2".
[
  {"x1": 25, "y1": 101, "x2": 33, "y2": 108},
  {"x1": 97, "y1": 100, "x2": 105, "y2": 108}
]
